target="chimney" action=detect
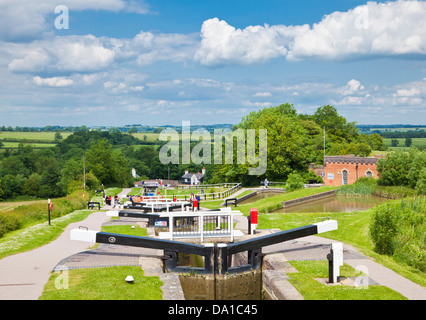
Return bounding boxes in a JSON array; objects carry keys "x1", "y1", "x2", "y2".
[
  {"x1": 202, "y1": 167, "x2": 206, "y2": 175},
  {"x1": 185, "y1": 170, "x2": 188, "y2": 175}
]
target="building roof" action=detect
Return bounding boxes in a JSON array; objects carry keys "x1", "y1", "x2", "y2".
[
  {"x1": 182, "y1": 173, "x2": 204, "y2": 179},
  {"x1": 324, "y1": 155, "x2": 380, "y2": 165}
]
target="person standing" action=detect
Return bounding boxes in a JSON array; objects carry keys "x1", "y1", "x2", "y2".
[
  {"x1": 190, "y1": 192, "x2": 195, "y2": 211},
  {"x1": 196, "y1": 194, "x2": 200, "y2": 210}
]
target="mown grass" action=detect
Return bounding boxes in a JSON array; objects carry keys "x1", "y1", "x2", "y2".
[
  {"x1": 234, "y1": 186, "x2": 339, "y2": 215},
  {"x1": 286, "y1": 260, "x2": 406, "y2": 300},
  {"x1": 199, "y1": 186, "x2": 338, "y2": 211},
  {"x1": 39, "y1": 224, "x2": 163, "y2": 300},
  {"x1": 39, "y1": 266, "x2": 163, "y2": 300},
  {"x1": 101, "y1": 224, "x2": 148, "y2": 237}
]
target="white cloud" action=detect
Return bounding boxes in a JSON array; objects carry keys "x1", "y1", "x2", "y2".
[
  {"x1": 289, "y1": 0, "x2": 426, "y2": 61},
  {"x1": 340, "y1": 79, "x2": 365, "y2": 96},
  {"x1": 195, "y1": 1, "x2": 426, "y2": 66},
  {"x1": 0, "y1": 0, "x2": 150, "y2": 42},
  {"x1": 394, "y1": 88, "x2": 420, "y2": 97},
  {"x1": 8, "y1": 35, "x2": 117, "y2": 73},
  {"x1": 194, "y1": 17, "x2": 306, "y2": 66},
  {"x1": 131, "y1": 30, "x2": 199, "y2": 65},
  {"x1": 33, "y1": 76, "x2": 73, "y2": 87},
  {"x1": 253, "y1": 92, "x2": 272, "y2": 97}
]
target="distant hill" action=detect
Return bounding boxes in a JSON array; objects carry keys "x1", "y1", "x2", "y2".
[{"x1": 357, "y1": 124, "x2": 426, "y2": 135}]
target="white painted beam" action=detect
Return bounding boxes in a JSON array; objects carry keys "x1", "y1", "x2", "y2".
[
  {"x1": 313, "y1": 220, "x2": 338, "y2": 234},
  {"x1": 70, "y1": 228, "x2": 98, "y2": 243}
]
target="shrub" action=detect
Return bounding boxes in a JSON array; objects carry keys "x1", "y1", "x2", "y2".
[
  {"x1": 285, "y1": 173, "x2": 304, "y2": 192},
  {"x1": 377, "y1": 149, "x2": 426, "y2": 188},
  {"x1": 337, "y1": 177, "x2": 377, "y2": 196},
  {"x1": 415, "y1": 168, "x2": 426, "y2": 195},
  {"x1": 370, "y1": 197, "x2": 426, "y2": 272}
]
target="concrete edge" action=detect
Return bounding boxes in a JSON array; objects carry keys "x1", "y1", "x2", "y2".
[
  {"x1": 281, "y1": 189, "x2": 337, "y2": 208},
  {"x1": 262, "y1": 253, "x2": 304, "y2": 300}
]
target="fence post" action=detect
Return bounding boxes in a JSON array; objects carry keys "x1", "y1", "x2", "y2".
[
  {"x1": 199, "y1": 214, "x2": 204, "y2": 243},
  {"x1": 230, "y1": 213, "x2": 234, "y2": 242},
  {"x1": 169, "y1": 215, "x2": 173, "y2": 241}
]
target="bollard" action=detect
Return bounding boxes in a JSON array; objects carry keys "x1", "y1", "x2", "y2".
[
  {"x1": 247, "y1": 214, "x2": 251, "y2": 235},
  {"x1": 327, "y1": 242, "x2": 343, "y2": 283},
  {"x1": 250, "y1": 208, "x2": 258, "y2": 234}
]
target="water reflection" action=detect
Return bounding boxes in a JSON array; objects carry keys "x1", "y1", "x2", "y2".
[{"x1": 274, "y1": 195, "x2": 388, "y2": 213}]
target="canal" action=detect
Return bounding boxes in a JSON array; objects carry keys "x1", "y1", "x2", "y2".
[{"x1": 274, "y1": 194, "x2": 388, "y2": 213}]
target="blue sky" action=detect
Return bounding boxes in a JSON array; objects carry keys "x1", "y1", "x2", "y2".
[{"x1": 0, "y1": 0, "x2": 425, "y2": 127}]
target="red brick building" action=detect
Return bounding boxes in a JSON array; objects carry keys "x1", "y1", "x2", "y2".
[{"x1": 310, "y1": 154, "x2": 384, "y2": 186}]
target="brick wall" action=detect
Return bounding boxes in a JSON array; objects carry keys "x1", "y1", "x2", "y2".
[{"x1": 322, "y1": 155, "x2": 380, "y2": 186}]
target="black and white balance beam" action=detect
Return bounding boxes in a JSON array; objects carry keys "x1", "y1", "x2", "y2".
[{"x1": 70, "y1": 220, "x2": 337, "y2": 249}]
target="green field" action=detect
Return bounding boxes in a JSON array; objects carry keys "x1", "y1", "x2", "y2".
[
  {"x1": 0, "y1": 131, "x2": 73, "y2": 150},
  {"x1": 383, "y1": 137, "x2": 426, "y2": 149},
  {"x1": 1, "y1": 142, "x2": 55, "y2": 149},
  {"x1": 0, "y1": 131, "x2": 72, "y2": 141},
  {"x1": 131, "y1": 132, "x2": 160, "y2": 142}
]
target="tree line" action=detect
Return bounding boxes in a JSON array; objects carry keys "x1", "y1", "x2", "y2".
[
  {"x1": 0, "y1": 104, "x2": 389, "y2": 201},
  {"x1": 207, "y1": 104, "x2": 386, "y2": 186}
]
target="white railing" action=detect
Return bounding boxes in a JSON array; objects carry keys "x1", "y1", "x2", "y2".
[
  {"x1": 157, "y1": 208, "x2": 243, "y2": 242},
  {"x1": 124, "y1": 200, "x2": 190, "y2": 213},
  {"x1": 129, "y1": 183, "x2": 242, "y2": 202}
]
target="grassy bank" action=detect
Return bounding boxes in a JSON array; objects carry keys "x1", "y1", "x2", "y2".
[
  {"x1": 39, "y1": 266, "x2": 163, "y2": 300},
  {"x1": 287, "y1": 260, "x2": 406, "y2": 300},
  {"x1": 0, "y1": 209, "x2": 93, "y2": 259},
  {"x1": 258, "y1": 198, "x2": 426, "y2": 287},
  {"x1": 0, "y1": 191, "x2": 89, "y2": 239},
  {"x1": 216, "y1": 186, "x2": 339, "y2": 214}
]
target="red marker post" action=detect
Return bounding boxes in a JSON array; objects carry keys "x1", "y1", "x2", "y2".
[{"x1": 250, "y1": 208, "x2": 258, "y2": 234}]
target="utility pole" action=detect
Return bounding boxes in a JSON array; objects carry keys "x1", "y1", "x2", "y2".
[
  {"x1": 323, "y1": 127, "x2": 326, "y2": 160},
  {"x1": 83, "y1": 154, "x2": 86, "y2": 192}
]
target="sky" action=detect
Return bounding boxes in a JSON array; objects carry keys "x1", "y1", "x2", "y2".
[{"x1": 0, "y1": 0, "x2": 425, "y2": 127}]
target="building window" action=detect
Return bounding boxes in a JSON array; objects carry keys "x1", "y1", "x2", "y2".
[
  {"x1": 342, "y1": 169, "x2": 348, "y2": 185},
  {"x1": 365, "y1": 170, "x2": 373, "y2": 178}
]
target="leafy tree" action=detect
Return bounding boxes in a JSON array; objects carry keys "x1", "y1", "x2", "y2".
[
  {"x1": 86, "y1": 139, "x2": 116, "y2": 185},
  {"x1": 391, "y1": 139, "x2": 399, "y2": 147},
  {"x1": 377, "y1": 151, "x2": 411, "y2": 186},
  {"x1": 217, "y1": 103, "x2": 310, "y2": 185},
  {"x1": 407, "y1": 149, "x2": 426, "y2": 189},
  {"x1": 405, "y1": 137, "x2": 412, "y2": 147},
  {"x1": 39, "y1": 163, "x2": 65, "y2": 198},
  {"x1": 0, "y1": 180, "x2": 4, "y2": 201},
  {"x1": 86, "y1": 139, "x2": 133, "y2": 187},
  {"x1": 60, "y1": 158, "x2": 84, "y2": 191},
  {"x1": 0, "y1": 156, "x2": 29, "y2": 177},
  {"x1": 285, "y1": 172, "x2": 305, "y2": 192},
  {"x1": 415, "y1": 168, "x2": 426, "y2": 195},
  {"x1": 312, "y1": 105, "x2": 359, "y2": 143},
  {"x1": 54, "y1": 132, "x2": 63, "y2": 142},
  {"x1": 128, "y1": 127, "x2": 138, "y2": 134},
  {"x1": 1, "y1": 174, "x2": 27, "y2": 198},
  {"x1": 22, "y1": 173, "x2": 41, "y2": 197},
  {"x1": 365, "y1": 133, "x2": 386, "y2": 151},
  {"x1": 377, "y1": 149, "x2": 426, "y2": 188}
]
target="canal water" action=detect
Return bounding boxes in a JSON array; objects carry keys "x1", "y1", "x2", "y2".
[{"x1": 274, "y1": 195, "x2": 388, "y2": 213}]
